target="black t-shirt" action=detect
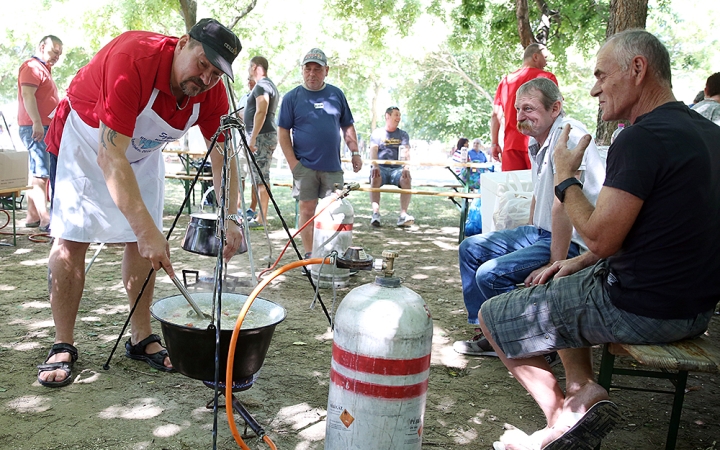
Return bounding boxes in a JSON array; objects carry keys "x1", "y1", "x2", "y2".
[
  {"x1": 604, "y1": 102, "x2": 720, "y2": 319},
  {"x1": 243, "y1": 77, "x2": 279, "y2": 135}
]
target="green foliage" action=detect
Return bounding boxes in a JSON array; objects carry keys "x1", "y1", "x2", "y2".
[{"x1": 326, "y1": 0, "x2": 423, "y2": 46}]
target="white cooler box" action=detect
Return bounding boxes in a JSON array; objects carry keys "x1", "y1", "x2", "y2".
[
  {"x1": 0, "y1": 149, "x2": 29, "y2": 190},
  {"x1": 480, "y1": 169, "x2": 532, "y2": 233}
]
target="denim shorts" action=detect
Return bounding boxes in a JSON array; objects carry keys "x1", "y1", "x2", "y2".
[
  {"x1": 19, "y1": 125, "x2": 50, "y2": 178},
  {"x1": 481, "y1": 259, "x2": 713, "y2": 359},
  {"x1": 291, "y1": 162, "x2": 343, "y2": 201},
  {"x1": 247, "y1": 132, "x2": 277, "y2": 184},
  {"x1": 371, "y1": 165, "x2": 403, "y2": 187}
]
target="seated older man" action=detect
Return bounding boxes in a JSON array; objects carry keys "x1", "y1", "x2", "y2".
[
  {"x1": 482, "y1": 30, "x2": 720, "y2": 450},
  {"x1": 455, "y1": 77, "x2": 605, "y2": 360}
]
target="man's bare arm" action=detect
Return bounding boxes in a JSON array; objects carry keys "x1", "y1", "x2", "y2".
[
  {"x1": 553, "y1": 124, "x2": 643, "y2": 257},
  {"x1": 20, "y1": 85, "x2": 44, "y2": 141},
  {"x1": 96, "y1": 122, "x2": 173, "y2": 275},
  {"x1": 249, "y1": 94, "x2": 269, "y2": 150},
  {"x1": 278, "y1": 127, "x2": 298, "y2": 170},
  {"x1": 490, "y1": 104, "x2": 503, "y2": 162},
  {"x1": 342, "y1": 124, "x2": 362, "y2": 173}
]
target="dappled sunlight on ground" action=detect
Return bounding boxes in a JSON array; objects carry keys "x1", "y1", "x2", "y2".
[
  {"x1": 431, "y1": 324, "x2": 467, "y2": 369},
  {"x1": 21, "y1": 300, "x2": 49, "y2": 308},
  {"x1": 153, "y1": 422, "x2": 186, "y2": 437},
  {"x1": 451, "y1": 426, "x2": 479, "y2": 444},
  {"x1": 92, "y1": 304, "x2": 130, "y2": 315},
  {"x1": 89, "y1": 281, "x2": 126, "y2": 293},
  {"x1": 74, "y1": 368, "x2": 101, "y2": 384},
  {"x1": 98, "y1": 397, "x2": 164, "y2": 420},
  {"x1": 0, "y1": 284, "x2": 17, "y2": 291},
  {"x1": 6, "y1": 395, "x2": 52, "y2": 413},
  {"x1": 296, "y1": 420, "x2": 326, "y2": 443},
  {"x1": 11, "y1": 318, "x2": 54, "y2": 330},
  {"x1": 7, "y1": 340, "x2": 43, "y2": 351},
  {"x1": 19, "y1": 257, "x2": 49, "y2": 266},
  {"x1": 80, "y1": 316, "x2": 102, "y2": 322},
  {"x1": 314, "y1": 327, "x2": 333, "y2": 341},
  {"x1": 270, "y1": 402, "x2": 326, "y2": 431}
]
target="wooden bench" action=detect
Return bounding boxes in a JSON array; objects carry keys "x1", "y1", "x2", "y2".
[
  {"x1": 0, "y1": 185, "x2": 32, "y2": 246},
  {"x1": 597, "y1": 336, "x2": 720, "y2": 449},
  {"x1": 271, "y1": 181, "x2": 481, "y2": 243}
]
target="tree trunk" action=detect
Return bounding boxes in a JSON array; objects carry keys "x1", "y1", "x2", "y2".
[
  {"x1": 515, "y1": 0, "x2": 535, "y2": 48},
  {"x1": 596, "y1": 0, "x2": 648, "y2": 145},
  {"x1": 178, "y1": 0, "x2": 197, "y2": 32}
]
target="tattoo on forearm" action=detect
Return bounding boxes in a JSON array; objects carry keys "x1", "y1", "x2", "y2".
[{"x1": 100, "y1": 124, "x2": 119, "y2": 150}]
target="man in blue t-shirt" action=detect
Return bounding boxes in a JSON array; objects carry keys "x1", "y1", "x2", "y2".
[
  {"x1": 278, "y1": 48, "x2": 362, "y2": 256},
  {"x1": 368, "y1": 106, "x2": 414, "y2": 227}
]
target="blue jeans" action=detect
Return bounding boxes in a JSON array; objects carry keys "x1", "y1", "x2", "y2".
[
  {"x1": 19, "y1": 125, "x2": 50, "y2": 178},
  {"x1": 458, "y1": 225, "x2": 580, "y2": 324}
]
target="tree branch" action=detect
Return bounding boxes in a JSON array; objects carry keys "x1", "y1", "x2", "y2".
[{"x1": 227, "y1": 0, "x2": 258, "y2": 29}]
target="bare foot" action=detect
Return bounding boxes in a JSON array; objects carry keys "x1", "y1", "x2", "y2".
[
  {"x1": 563, "y1": 380, "x2": 609, "y2": 414},
  {"x1": 38, "y1": 351, "x2": 73, "y2": 384}
]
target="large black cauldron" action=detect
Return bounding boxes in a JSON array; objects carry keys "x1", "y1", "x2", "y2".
[{"x1": 150, "y1": 293, "x2": 286, "y2": 381}]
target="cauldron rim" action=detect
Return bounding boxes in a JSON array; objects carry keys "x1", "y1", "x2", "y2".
[{"x1": 150, "y1": 293, "x2": 286, "y2": 330}]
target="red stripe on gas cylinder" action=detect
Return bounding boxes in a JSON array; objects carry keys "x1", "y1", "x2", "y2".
[
  {"x1": 332, "y1": 342, "x2": 431, "y2": 376},
  {"x1": 314, "y1": 222, "x2": 353, "y2": 231},
  {"x1": 330, "y1": 368, "x2": 428, "y2": 399}
]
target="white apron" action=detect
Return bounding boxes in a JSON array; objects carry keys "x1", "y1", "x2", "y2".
[{"x1": 51, "y1": 89, "x2": 200, "y2": 243}]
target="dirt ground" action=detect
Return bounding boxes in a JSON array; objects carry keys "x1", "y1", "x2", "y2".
[{"x1": 1, "y1": 189, "x2": 719, "y2": 450}]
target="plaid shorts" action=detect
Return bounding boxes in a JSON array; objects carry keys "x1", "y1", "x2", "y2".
[
  {"x1": 247, "y1": 132, "x2": 277, "y2": 184},
  {"x1": 480, "y1": 259, "x2": 713, "y2": 359}
]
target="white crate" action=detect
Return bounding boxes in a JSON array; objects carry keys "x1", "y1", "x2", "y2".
[{"x1": 0, "y1": 149, "x2": 29, "y2": 190}]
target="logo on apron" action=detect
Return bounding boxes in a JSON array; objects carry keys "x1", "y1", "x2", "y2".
[{"x1": 131, "y1": 132, "x2": 178, "y2": 153}]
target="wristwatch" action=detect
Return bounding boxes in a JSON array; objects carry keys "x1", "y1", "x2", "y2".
[
  {"x1": 351, "y1": 151, "x2": 360, "y2": 157},
  {"x1": 226, "y1": 214, "x2": 242, "y2": 226},
  {"x1": 555, "y1": 177, "x2": 583, "y2": 202}
]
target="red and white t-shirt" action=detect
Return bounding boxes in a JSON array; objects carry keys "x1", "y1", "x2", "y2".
[
  {"x1": 493, "y1": 67, "x2": 558, "y2": 153},
  {"x1": 46, "y1": 31, "x2": 228, "y2": 155}
]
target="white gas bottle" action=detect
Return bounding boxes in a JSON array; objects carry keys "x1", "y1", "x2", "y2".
[
  {"x1": 311, "y1": 195, "x2": 354, "y2": 288},
  {"x1": 325, "y1": 251, "x2": 433, "y2": 450}
]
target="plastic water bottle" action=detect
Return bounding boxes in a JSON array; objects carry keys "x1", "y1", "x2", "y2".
[{"x1": 610, "y1": 123, "x2": 625, "y2": 144}]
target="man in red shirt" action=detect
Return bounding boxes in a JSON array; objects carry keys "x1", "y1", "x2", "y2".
[
  {"x1": 490, "y1": 43, "x2": 558, "y2": 171},
  {"x1": 17, "y1": 35, "x2": 63, "y2": 231},
  {"x1": 38, "y1": 19, "x2": 244, "y2": 387}
]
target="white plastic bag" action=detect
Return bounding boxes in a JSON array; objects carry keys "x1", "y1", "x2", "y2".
[{"x1": 493, "y1": 172, "x2": 533, "y2": 231}]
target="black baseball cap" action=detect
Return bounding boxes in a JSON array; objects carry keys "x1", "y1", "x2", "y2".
[{"x1": 189, "y1": 18, "x2": 242, "y2": 81}]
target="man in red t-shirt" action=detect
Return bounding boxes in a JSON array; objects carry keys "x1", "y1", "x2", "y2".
[
  {"x1": 490, "y1": 43, "x2": 558, "y2": 171},
  {"x1": 17, "y1": 35, "x2": 63, "y2": 231},
  {"x1": 38, "y1": 19, "x2": 244, "y2": 388}
]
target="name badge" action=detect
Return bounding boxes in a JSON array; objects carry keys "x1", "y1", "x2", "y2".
[{"x1": 314, "y1": 103, "x2": 324, "y2": 109}]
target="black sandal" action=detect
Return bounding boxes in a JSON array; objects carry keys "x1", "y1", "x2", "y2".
[
  {"x1": 37, "y1": 343, "x2": 78, "y2": 388},
  {"x1": 125, "y1": 333, "x2": 174, "y2": 372}
]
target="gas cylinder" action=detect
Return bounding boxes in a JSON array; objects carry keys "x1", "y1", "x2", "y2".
[
  {"x1": 311, "y1": 195, "x2": 354, "y2": 288},
  {"x1": 325, "y1": 251, "x2": 433, "y2": 450}
]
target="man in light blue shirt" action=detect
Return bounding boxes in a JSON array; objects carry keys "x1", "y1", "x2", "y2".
[{"x1": 278, "y1": 48, "x2": 362, "y2": 256}]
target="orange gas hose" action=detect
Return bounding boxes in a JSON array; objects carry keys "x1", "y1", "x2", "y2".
[{"x1": 225, "y1": 257, "x2": 330, "y2": 448}]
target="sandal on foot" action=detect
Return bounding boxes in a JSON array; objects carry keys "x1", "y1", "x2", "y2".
[
  {"x1": 37, "y1": 343, "x2": 78, "y2": 388},
  {"x1": 125, "y1": 333, "x2": 174, "y2": 372}
]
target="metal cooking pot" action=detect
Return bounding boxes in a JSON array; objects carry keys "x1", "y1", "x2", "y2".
[
  {"x1": 182, "y1": 212, "x2": 247, "y2": 256},
  {"x1": 150, "y1": 293, "x2": 286, "y2": 381}
]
